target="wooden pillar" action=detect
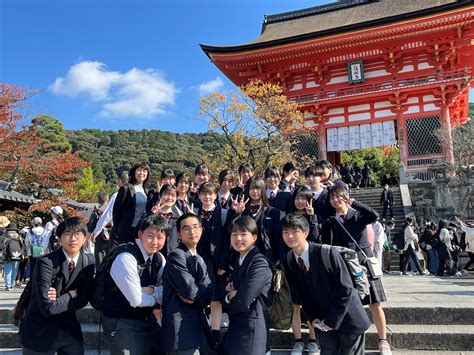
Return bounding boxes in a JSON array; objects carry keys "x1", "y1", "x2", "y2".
[
  {"x1": 396, "y1": 112, "x2": 408, "y2": 167},
  {"x1": 440, "y1": 106, "x2": 455, "y2": 164},
  {"x1": 318, "y1": 125, "x2": 327, "y2": 160}
]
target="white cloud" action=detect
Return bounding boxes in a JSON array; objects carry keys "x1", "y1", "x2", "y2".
[
  {"x1": 49, "y1": 61, "x2": 177, "y2": 118},
  {"x1": 198, "y1": 77, "x2": 224, "y2": 96}
]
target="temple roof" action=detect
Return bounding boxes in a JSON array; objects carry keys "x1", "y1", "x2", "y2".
[{"x1": 201, "y1": 0, "x2": 468, "y2": 55}]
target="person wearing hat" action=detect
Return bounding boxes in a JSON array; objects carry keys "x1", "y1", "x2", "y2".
[
  {"x1": 0, "y1": 216, "x2": 11, "y2": 258},
  {"x1": 25, "y1": 217, "x2": 48, "y2": 275},
  {"x1": 45, "y1": 206, "x2": 65, "y2": 252},
  {"x1": 2, "y1": 223, "x2": 25, "y2": 291}
]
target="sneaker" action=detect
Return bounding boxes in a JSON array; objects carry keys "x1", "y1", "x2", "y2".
[
  {"x1": 5, "y1": 287, "x2": 10, "y2": 291},
  {"x1": 308, "y1": 341, "x2": 320, "y2": 355},
  {"x1": 378, "y1": 339, "x2": 392, "y2": 355},
  {"x1": 221, "y1": 313, "x2": 229, "y2": 328},
  {"x1": 402, "y1": 272, "x2": 413, "y2": 276},
  {"x1": 291, "y1": 341, "x2": 304, "y2": 355}
]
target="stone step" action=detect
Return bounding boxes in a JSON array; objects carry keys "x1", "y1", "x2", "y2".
[{"x1": 1, "y1": 323, "x2": 473, "y2": 351}]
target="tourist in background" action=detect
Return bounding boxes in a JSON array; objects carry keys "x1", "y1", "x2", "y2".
[{"x1": 2, "y1": 223, "x2": 25, "y2": 291}]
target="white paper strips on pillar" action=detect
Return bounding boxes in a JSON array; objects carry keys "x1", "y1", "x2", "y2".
[{"x1": 326, "y1": 121, "x2": 396, "y2": 152}]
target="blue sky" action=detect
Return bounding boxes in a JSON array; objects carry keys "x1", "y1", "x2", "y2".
[{"x1": 1, "y1": 0, "x2": 472, "y2": 133}]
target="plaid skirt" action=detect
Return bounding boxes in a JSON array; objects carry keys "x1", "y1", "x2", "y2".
[
  {"x1": 362, "y1": 274, "x2": 387, "y2": 305},
  {"x1": 202, "y1": 253, "x2": 228, "y2": 302}
]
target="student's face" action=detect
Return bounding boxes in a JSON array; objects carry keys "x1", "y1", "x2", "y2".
[
  {"x1": 240, "y1": 170, "x2": 253, "y2": 184},
  {"x1": 60, "y1": 230, "x2": 86, "y2": 257},
  {"x1": 329, "y1": 193, "x2": 348, "y2": 212},
  {"x1": 265, "y1": 175, "x2": 280, "y2": 190},
  {"x1": 220, "y1": 174, "x2": 234, "y2": 193},
  {"x1": 177, "y1": 179, "x2": 190, "y2": 195},
  {"x1": 320, "y1": 167, "x2": 332, "y2": 184},
  {"x1": 282, "y1": 227, "x2": 309, "y2": 250},
  {"x1": 195, "y1": 172, "x2": 210, "y2": 186},
  {"x1": 178, "y1": 217, "x2": 202, "y2": 249},
  {"x1": 230, "y1": 229, "x2": 257, "y2": 254},
  {"x1": 160, "y1": 190, "x2": 177, "y2": 209},
  {"x1": 199, "y1": 190, "x2": 216, "y2": 207},
  {"x1": 306, "y1": 174, "x2": 322, "y2": 189},
  {"x1": 161, "y1": 177, "x2": 175, "y2": 186},
  {"x1": 249, "y1": 186, "x2": 262, "y2": 203},
  {"x1": 294, "y1": 195, "x2": 308, "y2": 212},
  {"x1": 138, "y1": 226, "x2": 166, "y2": 255},
  {"x1": 135, "y1": 168, "x2": 148, "y2": 184}
]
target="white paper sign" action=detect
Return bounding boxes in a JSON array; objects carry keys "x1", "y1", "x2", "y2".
[
  {"x1": 383, "y1": 120, "x2": 396, "y2": 146},
  {"x1": 349, "y1": 125, "x2": 360, "y2": 150},
  {"x1": 360, "y1": 124, "x2": 372, "y2": 148},
  {"x1": 327, "y1": 128, "x2": 339, "y2": 152},
  {"x1": 371, "y1": 122, "x2": 384, "y2": 147},
  {"x1": 338, "y1": 126, "x2": 349, "y2": 151}
]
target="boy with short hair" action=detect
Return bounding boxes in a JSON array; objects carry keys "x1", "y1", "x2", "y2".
[{"x1": 282, "y1": 213, "x2": 370, "y2": 355}]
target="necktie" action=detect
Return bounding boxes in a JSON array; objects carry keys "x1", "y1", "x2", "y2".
[
  {"x1": 68, "y1": 259, "x2": 75, "y2": 275},
  {"x1": 297, "y1": 257, "x2": 308, "y2": 273},
  {"x1": 161, "y1": 211, "x2": 173, "y2": 222},
  {"x1": 221, "y1": 196, "x2": 227, "y2": 208},
  {"x1": 269, "y1": 191, "x2": 275, "y2": 200},
  {"x1": 289, "y1": 185, "x2": 295, "y2": 193},
  {"x1": 250, "y1": 204, "x2": 261, "y2": 217},
  {"x1": 191, "y1": 255, "x2": 198, "y2": 270},
  {"x1": 200, "y1": 210, "x2": 212, "y2": 221},
  {"x1": 340, "y1": 214, "x2": 347, "y2": 224}
]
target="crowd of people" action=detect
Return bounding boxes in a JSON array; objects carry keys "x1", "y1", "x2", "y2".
[{"x1": 1, "y1": 159, "x2": 473, "y2": 355}]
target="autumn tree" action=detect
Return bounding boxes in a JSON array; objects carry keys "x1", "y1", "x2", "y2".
[
  {"x1": 199, "y1": 80, "x2": 306, "y2": 174},
  {"x1": 0, "y1": 83, "x2": 87, "y2": 194}
]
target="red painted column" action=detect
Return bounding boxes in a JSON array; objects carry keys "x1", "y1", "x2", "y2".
[
  {"x1": 440, "y1": 105, "x2": 455, "y2": 164},
  {"x1": 318, "y1": 125, "x2": 327, "y2": 160},
  {"x1": 396, "y1": 112, "x2": 408, "y2": 168}
]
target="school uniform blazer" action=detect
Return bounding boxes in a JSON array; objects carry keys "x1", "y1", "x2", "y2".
[
  {"x1": 284, "y1": 243, "x2": 370, "y2": 336},
  {"x1": 268, "y1": 189, "x2": 292, "y2": 213},
  {"x1": 161, "y1": 243, "x2": 212, "y2": 351},
  {"x1": 113, "y1": 183, "x2": 148, "y2": 244},
  {"x1": 313, "y1": 188, "x2": 330, "y2": 222},
  {"x1": 242, "y1": 206, "x2": 284, "y2": 264},
  {"x1": 225, "y1": 247, "x2": 273, "y2": 355},
  {"x1": 321, "y1": 200, "x2": 379, "y2": 261},
  {"x1": 20, "y1": 249, "x2": 94, "y2": 352}
]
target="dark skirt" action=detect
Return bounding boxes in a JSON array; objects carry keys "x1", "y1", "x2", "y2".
[
  {"x1": 362, "y1": 275, "x2": 387, "y2": 305},
  {"x1": 201, "y1": 253, "x2": 227, "y2": 302}
]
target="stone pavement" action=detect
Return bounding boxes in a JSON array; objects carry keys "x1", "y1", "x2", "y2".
[{"x1": 0, "y1": 273, "x2": 473, "y2": 353}]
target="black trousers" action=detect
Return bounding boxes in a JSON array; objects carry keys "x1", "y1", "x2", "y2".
[
  {"x1": 318, "y1": 330, "x2": 365, "y2": 355},
  {"x1": 464, "y1": 252, "x2": 474, "y2": 270},
  {"x1": 436, "y1": 246, "x2": 456, "y2": 276},
  {"x1": 22, "y1": 328, "x2": 83, "y2": 355},
  {"x1": 382, "y1": 202, "x2": 393, "y2": 219},
  {"x1": 403, "y1": 246, "x2": 423, "y2": 273}
]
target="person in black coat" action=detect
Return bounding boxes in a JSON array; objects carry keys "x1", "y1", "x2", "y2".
[
  {"x1": 282, "y1": 213, "x2": 370, "y2": 355},
  {"x1": 224, "y1": 216, "x2": 273, "y2": 355},
  {"x1": 113, "y1": 162, "x2": 152, "y2": 245},
  {"x1": 161, "y1": 213, "x2": 212, "y2": 354},
  {"x1": 232, "y1": 176, "x2": 284, "y2": 264},
  {"x1": 216, "y1": 169, "x2": 236, "y2": 210},
  {"x1": 20, "y1": 217, "x2": 94, "y2": 354},
  {"x1": 380, "y1": 184, "x2": 394, "y2": 220},
  {"x1": 175, "y1": 172, "x2": 193, "y2": 215},
  {"x1": 264, "y1": 165, "x2": 292, "y2": 214},
  {"x1": 321, "y1": 186, "x2": 392, "y2": 354},
  {"x1": 279, "y1": 162, "x2": 301, "y2": 193},
  {"x1": 305, "y1": 164, "x2": 330, "y2": 221},
  {"x1": 230, "y1": 162, "x2": 254, "y2": 197}
]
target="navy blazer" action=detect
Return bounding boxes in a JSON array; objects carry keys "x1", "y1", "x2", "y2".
[
  {"x1": 20, "y1": 249, "x2": 94, "y2": 352},
  {"x1": 268, "y1": 189, "x2": 292, "y2": 213},
  {"x1": 161, "y1": 243, "x2": 212, "y2": 351},
  {"x1": 321, "y1": 200, "x2": 378, "y2": 262},
  {"x1": 225, "y1": 247, "x2": 272, "y2": 355},
  {"x1": 112, "y1": 183, "x2": 148, "y2": 244},
  {"x1": 284, "y1": 243, "x2": 370, "y2": 336}
]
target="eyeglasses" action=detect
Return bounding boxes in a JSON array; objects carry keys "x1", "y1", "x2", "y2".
[
  {"x1": 61, "y1": 232, "x2": 85, "y2": 240},
  {"x1": 181, "y1": 225, "x2": 202, "y2": 232}
]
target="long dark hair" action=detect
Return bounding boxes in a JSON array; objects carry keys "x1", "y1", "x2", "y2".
[
  {"x1": 244, "y1": 176, "x2": 269, "y2": 208},
  {"x1": 129, "y1": 162, "x2": 152, "y2": 188}
]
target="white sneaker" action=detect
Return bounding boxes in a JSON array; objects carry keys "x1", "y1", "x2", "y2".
[
  {"x1": 308, "y1": 341, "x2": 320, "y2": 355},
  {"x1": 379, "y1": 339, "x2": 392, "y2": 355},
  {"x1": 291, "y1": 341, "x2": 304, "y2": 355}
]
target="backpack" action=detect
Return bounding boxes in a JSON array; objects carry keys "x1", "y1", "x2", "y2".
[
  {"x1": 90, "y1": 243, "x2": 164, "y2": 311},
  {"x1": 3, "y1": 237, "x2": 24, "y2": 262},
  {"x1": 13, "y1": 252, "x2": 91, "y2": 326},
  {"x1": 429, "y1": 232, "x2": 443, "y2": 250},
  {"x1": 319, "y1": 244, "x2": 371, "y2": 300},
  {"x1": 47, "y1": 222, "x2": 61, "y2": 253}
]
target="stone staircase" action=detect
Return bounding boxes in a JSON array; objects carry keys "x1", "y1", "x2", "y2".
[{"x1": 1, "y1": 274, "x2": 474, "y2": 353}]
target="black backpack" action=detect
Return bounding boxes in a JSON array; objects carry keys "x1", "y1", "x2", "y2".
[
  {"x1": 13, "y1": 252, "x2": 90, "y2": 326},
  {"x1": 90, "y1": 243, "x2": 150, "y2": 311},
  {"x1": 3, "y1": 237, "x2": 24, "y2": 262},
  {"x1": 430, "y1": 232, "x2": 443, "y2": 250},
  {"x1": 48, "y1": 225, "x2": 61, "y2": 253}
]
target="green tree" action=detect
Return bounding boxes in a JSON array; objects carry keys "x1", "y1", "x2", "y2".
[
  {"x1": 72, "y1": 166, "x2": 103, "y2": 202},
  {"x1": 31, "y1": 114, "x2": 72, "y2": 153}
]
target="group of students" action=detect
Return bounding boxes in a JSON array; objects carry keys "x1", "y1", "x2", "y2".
[{"x1": 16, "y1": 159, "x2": 394, "y2": 355}]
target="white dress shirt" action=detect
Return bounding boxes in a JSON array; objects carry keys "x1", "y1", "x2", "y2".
[
  {"x1": 238, "y1": 246, "x2": 255, "y2": 266},
  {"x1": 92, "y1": 192, "x2": 118, "y2": 237},
  {"x1": 266, "y1": 188, "x2": 279, "y2": 200},
  {"x1": 62, "y1": 249, "x2": 80, "y2": 267},
  {"x1": 110, "y1": 239, "x2": 165, "y2": 308},
  {"x1": 293, "y1": 241, "x2": 310, "y2": 271}
]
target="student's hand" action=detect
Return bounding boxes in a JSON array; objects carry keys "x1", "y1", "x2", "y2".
[
  {"x1": 225, "y1": 281, "x2": 235, "y2": 292},
  {"x1": 89, "y1": 233, "x2": 97, "y2": 243},
  {"x1": 142, "y1": 286, "x2": 154, "y2": 295},
  {"x1": 217, "y1": 269, "x2": 226, "y2": 276},
  {"x1": 47, "y1": 287, "x2": 57, "y2": 301},
  {"x1": 186, "y1": 203, "x2": 196, "y2": 215},
  {"x1": 312, "y1": 319, "x2": 332, "y2": 331},
  {"x1": 153, "y1": 309, "x2": 162, "y2": 326},
  {"x1": 68, "y1": 290, "x2": 78, "y2": 299},
  {"x1": 227, "y1": 290, "x2": 237, "y2": 301},
  {"x1": 151, "y1": 202, "x2": 162, "y2": 214},
  {"x1": 179, "y1": 296, "x2": 195, "y2": 304},
  {"x1": 305, "y1": 201, "x2": 314, "y2": 216},
  {"x1": 231, "y1": 195, "x2": 248, "y2": 214}
]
